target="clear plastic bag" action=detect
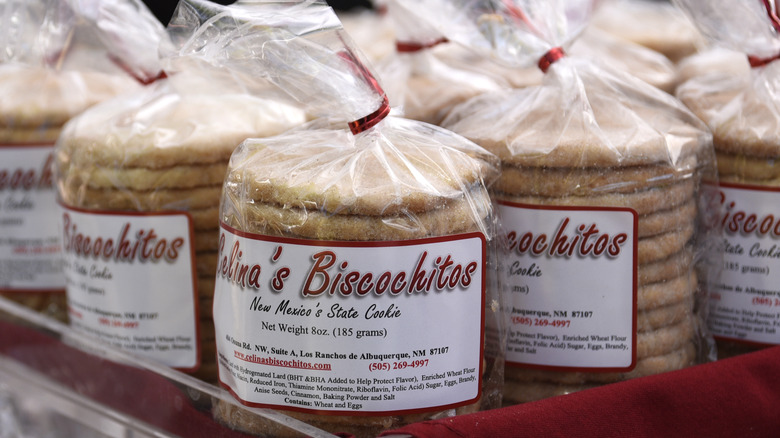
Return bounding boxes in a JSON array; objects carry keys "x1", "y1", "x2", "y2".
[
  {"x1": 590, "y1": 0, "x2": 706, "y2": 62},
  {"x1": 53, "y1": 2, "x2": 307, "y2": 385},
  {"x1": 161, "y1": 1, "x2": 505, "y2": 436},
  {"x1": 338, "y1": 4, "x2": 396, "y2": 63},
  {"x1": 675, "y1": 46, "x2": 750, "y2": 88},
  {"x1": 0, "y1": 0, "x2": 156, "y2": 322},
  {"x1": 396, "y1": 0, "x2": 719, "y2": 404},
  {"x1": 374, "y1": 0, "x2": 509, "y2": 125},
  {"x1": 572, "y1": 27, "x2": 679, "y2": 93},
  {"x1": 675, "y1": 0, "x2": 780, "y2": 358}
]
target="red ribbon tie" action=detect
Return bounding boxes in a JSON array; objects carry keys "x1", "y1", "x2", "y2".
[{"x1": 538, "y1": 47, "x2": 565, "y2": 73}]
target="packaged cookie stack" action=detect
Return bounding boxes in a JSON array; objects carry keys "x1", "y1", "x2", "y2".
[
  {"x1": 162, "y1": 1, "x2": 503, "y2": 436},
  {"x1": 54, "y1": 6, "x2": 307, "y2": 382},
  {"x1": 0, "y1": 0, "x2": 147, "y2": 321},
  {"x1": 675, "y1": 0, "x2": 780, "y2": 358},
  {"x1": 399, "y1": 0, "x2": 718, "y2": 404}
]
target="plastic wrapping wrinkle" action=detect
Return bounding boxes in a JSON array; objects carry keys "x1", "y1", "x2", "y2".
[{"x1": 165, "y1": 0, "x2": 384, "y2": 124}]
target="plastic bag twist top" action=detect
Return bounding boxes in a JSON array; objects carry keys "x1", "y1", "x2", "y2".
[
  {"x1": 385, "y1": 0, "x2": 449, "y2": 51},
  {"x1": 0, "y1": 0, "x2": 166, "y2": 83},
  {"x1": 164, "y1": 0, "x2": 387, "y2": 131},
  {"x1": 673, "y1": 0, "x2": 780, "y2": 64},
  {"x1": 391, "y1": 0, "x2": 594, "y2": 70},
  {"x1": 675, "y1": 0, "x2": 780, "y2": 155}
]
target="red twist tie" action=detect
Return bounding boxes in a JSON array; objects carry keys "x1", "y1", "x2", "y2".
[
  {"x1": 337, "y1": 45, "x2": 391, "y2": 135},
  {"x1": 395, "y1": 37, "x2": 448, "y2": 53},
  {"x1": 750, "y1": 0, "x2": 780, "y2": 68},
  {"x1": 109, "y1": 55, "x2": 168, "y2": 85},
  {"x1": 538, "y1": 47, "x2": 565, "y2": 73},
  {"x1": 348, "y1": 95, "x2": 390, "y2": 135},
  {"x1": 748, "y1": 53, "x2": 780, "y2": 68}
]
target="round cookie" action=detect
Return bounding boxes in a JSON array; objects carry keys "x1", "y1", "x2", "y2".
[
  {"x1": 637, "y1": 223, "x2": 694, "y2": 265},
  {"x1": 238, "y1": 189, "x2": 491, "y2": 241},
  {"x1": 494, "y1": 156, "x2": 699, "y2": 197},
  {"x1": 0, "y1": 65, "x2": 139, "y2": 128},
  {"x1": 197, "y1": 277, "x2": 216, "y2": 299},
  {"x1": 637, "y1": 318, "x2": 695, "y2": 358},
  {"x1": 638, "y1": 272, "x2": 697, "y2": 312},
  {"x1": 196, "y1": 252, "x2": 219, "y2": 278},
  {"x1": 636, "y1": 298, "x2": 692, "y2": 332},
  {"x1": 637, "y1": 200, "x2": 697, "y2": 239},
  {"x1": 194, "y1": 230, "x2": 221, "y2": 252},
  {"x1": 718, "y1": 173, "x2": 780, "y2": 187},
  {"x1": 55, "y1": 82, "x2": 308, "y2": 170},
  {"x1": 504, "y1": 341, "x2": 696, "y2": 386},
  {"x1": 59, "y1": 185, "x2": 223, "y2": 211},
  {"x1": 637, "y1": 248, "x2": 693, "y2": 286},
  {"x1": 494, "y1": 179, "x2": 696, "y2": 216},
  {"x1": 61, "y1": 162, "x2": 230, "y2": 190},
  {"x1": 502, "y1": 380, "x2": 601, "y2": 405},
  {"x1": 715, "y1": 151, "x2": 780, "y2": 180},
  {"x1": 226, "y1": 118, "x2": 497, "y2": 217},
  {"x1": 199, "y1": 296, "x2": 214, "y2": 319},
  {"x1": 0, "y1": 125, "x2": 63, "y2": 144},
  {"x1": 443, "y1": 80, "x2": 708, "y2": 169},
  {"x1": 199, "y1": 318, "x2": 216, "y2": 340}
]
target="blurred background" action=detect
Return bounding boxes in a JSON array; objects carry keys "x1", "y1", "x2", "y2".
[{"x1": 142, "y1": 0, "x2": 374, "y2": 25}]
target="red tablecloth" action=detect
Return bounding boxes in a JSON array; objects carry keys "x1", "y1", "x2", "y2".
[{"x1": 382, "y1": 346, "x2": 780, "y2": 438}]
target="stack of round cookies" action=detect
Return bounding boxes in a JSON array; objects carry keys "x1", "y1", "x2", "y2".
[
  {"x1": 213, "y1": 117, "x2": 501, "y2": 438},
  {"x1": 55, "y1": 77, "x2": 306, "y2": 382},
  {"x1": 678, "y1": 59, "x2": 780, "y2": 358},
  {"x1": 1, "y1": 64, "x2": 137, "y2": 321},
  {"x1": 443, "y1": 57, "x2": 715, "y2": 404}
]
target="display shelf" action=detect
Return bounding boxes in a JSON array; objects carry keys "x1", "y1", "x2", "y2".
[{"x1": 0, "y1": 297, "x2": 352, "y2": 438}]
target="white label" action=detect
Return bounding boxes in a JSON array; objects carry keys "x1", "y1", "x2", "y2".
[
  {"x1": 499, "y1": 202, "x2": 637, "y2": 370},
  {"x1": 0, "y1": 145, "x2": 64, "y2": 291},
  {"x1": 214, "y1": 224, "x2": 485, "y2": 414},
  {"x1": 709, "y1": 184, "x2": 780, "y2": 345},
  {"x1": 59, "y1": 206, "x2": 199, "y2": 370}
]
